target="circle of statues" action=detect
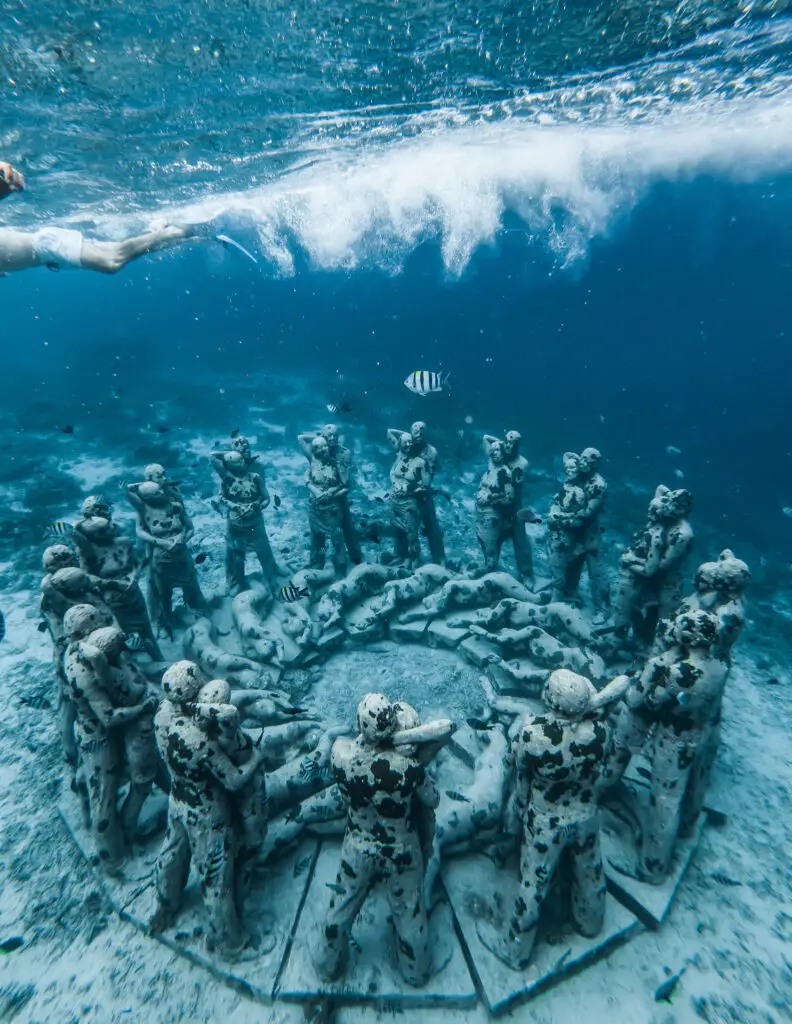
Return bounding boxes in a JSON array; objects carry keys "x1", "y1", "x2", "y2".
[{"x1": 37, "y1": 420, "x2": 749, "y2": 987}]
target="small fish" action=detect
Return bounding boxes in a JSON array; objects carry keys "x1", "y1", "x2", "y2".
[
  {"x1": 230, "y1": 428, "x2": 241, "y2": 438},
  {"x1": 204, "y1": 844, "x2": 225, "y2": 888},
  {"x1": 465, "y1": 717, "x2": 492, "y2": 731},
  {"x1": 156, "y1": 424, "x2": 170, "y2": 434},
  {"x1": 18, "y1": 693, "x2": 51, "y2": 710},
  {"x1": 404, "y1": 370, "x2": 450, "y2": 396},
  {"x1": 783, "y1": 507, "x2": 792, "y2": 520},
  {"x1": 516, "y1": 507, "x2": 542, "y2": 524},
  {"x1": 273, "y1": 494, "x2": 282, "y2": 509},
  {"x1": 124, "y1": 633, "x2": 146, "y2": 652},
  {"x1": 666, "y1": 445, "x2": 682, "y2": 457},
  {"x1": 673, "y1": 468, "x2": 685, "y2": 480},
  {"x1": 374, "y1": 496, "x2": 385, "y2": 504},
  {"x1": 59, "y1": 425, "x2": 74, "y2": 435},
  {"x1": 326, "y1": 882, "x2": 347, "y2": 895},
  {"x1": 0, "y1": 936, "x2": 24, "y2": 953},
  {"x1": 37, "y1": 621, "x2": 48, "y2": 633},
  {"x1": 298, "y1": 756, "x2": 322, "y2": 785},
  {"x1": 293, "y1": 854, "x2": 312, "y2": 878},
  {"x1": 677, "y1": 691, "x2": 690, "y2": 706},
  {"x1": 445, "y1": 790, "x2": 471, "y2": 804},
  {"x1": 45, "y1": 521, "x2": 74, "y2": 539},
  {"x1": 194, "y1": 552, "x2": 208, "y2": 565},
  {"x1": 0, "y1": 610, "x2": 4, "y2": 643},
  {"x1": 709, "y1": 872, "x2": 742, "y2": 886},
  {"x1": 279, "y1": 584, "x2": 310, "y2": 603},
  {"x1": 654, "y1": 965, "x2": 687, "y2": 1003},
  {"x1": 326, "y1": 397, "x2": 353, "y2": 415},
  {"x1": 118, "y1": 480, "x2": 128, "y2": 490}
]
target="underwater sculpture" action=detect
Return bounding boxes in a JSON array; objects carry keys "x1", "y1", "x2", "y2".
[
  {"x1": 387, "y1": 421, "x2": 446, "y2": 564},
  {"x1": 126, "y1": 478, "x2": 207, "y2": 636},
  {"x1": 62, "y1": 607, "x2": 161, "y2": 872},
  {"x1": 300, "y1": 434, "x2": 349, "y2": 577},
  {"x1": 150, "y1": 661, "x2": 269, "y2": 957},
  {"x1": 317, "y1": 693, "x2": 452, "y2": 986},
  {"x1": 654, "y1": 548, "x2": 750, "y2": 661},
  {"x1": 210, "y1": 446, "x2": 279, "y2": 594},
  {"x1": 299, "y1": 424, "x2": 362, "y2": 565},
  {"x1": 496, "y1": 429, "x2": 534, "y2": 583},
  {"x1": 72, "y1": 499, "x2": 161, "y2": 658},
  {"x1": 387, "y1": 430, "x2": 431, "y2": 569},
  {"x1": 401, "y1": 571, "x2": 532, "y2": 623},
  {"x1": 605, "y1": 609, "x2": 728, "y2": 881},
  {"x1": 476, "y1": 669, "x2": 629, "y2": 970},
  {"x1": 611, "y1": 485, "x2": 694, "y2": 647},
  {"x1": 357, "y1": 564, "x2": 454, "y2": 629},
  {"x1": 184, "y1": 616, "x2": 278, "y2": 688},
  {"x1": 578, "y1": 447, "x2": 610, "y2": 611},
  {"x1": 475, "y1": 437, "x2": 516, "y2": 574},
  {"x1": 231, "y1": 588, "x2": 283, "y2": 664},
  {"x1": 469, "y1": 621, "x2": 603, "y2": 681},
  {"x1": 315, "y1": 562, "x2": 408, "y2": 631},
  {"x1": 447, "y1": 596, "x2": 595, "y2": 647}
]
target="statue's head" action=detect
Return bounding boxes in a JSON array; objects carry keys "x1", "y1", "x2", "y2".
[
  {"x1": 51, "y1": 567, "x2": 90, "y2": 595},
  {"x1": 225, "y1": 451, "x2": 246, "y2": 476},
  {"x1": 138, "y1": 481, "x2": 167, "y2": 506},
  {"x1": 63, "y1": 603, "x2": 111, "y2": 643},
  {"x1": 87, "y1": 625, "x2": 126, "y2": 660},
  {"x1": 311, "y1": 436, "x2": 331, "y2": 462},
  {"x1": 356, "y1": 692, "x2": 397, "y2": 746},
  {"x1": 579, "y1": 447, "x2": 602, "y2": 474},
  {"x1": 43, "y1": 544, "x2": 77, "y2": 573},
  {"x1": 81, "y1": 495, "x2": 112, "y2": 520},
  {"x1": 504, "y1": 430, "x2": 521, "y2": 457},
  {"x1": 673, "y1": 609, "x2": 718, "y2": 649},
  {"x1": 321, "y1": 423, "x2": 339, "y2": 447},
  {"x1": 162, "y1": 660, "x2": 203, "y2": 705},
  {"x1": 695, "y1": 550, "x2": 751, "y2": 595},
  {"x1": 411, "y1": 421, "x2": 427, "y2": 444},
  {"x1": 144, "y1": 463, "x2": 167, "y2": 484},
  {"x1": 488, "y1": 439, "x2": 505, "y2": 465},
  {"x1": 199, "y1": 679, "x2": 232, "y2": 704},
  {"x1": 397, "y1": 431, "x2": 414, "y2": 456},
  {"x1": 79, "y1": 516, "x2": 113, "y2": 542},
  {"x1": 562, "y1": 451, "x2": 581, "y2": 483},
  {"x1": 231, "y1": 435, "x2": 251, "y2": 457},
  {"x1": 542, "y1": 669, "x2": 596, "y2": 720}
]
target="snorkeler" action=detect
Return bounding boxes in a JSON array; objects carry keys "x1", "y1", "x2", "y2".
[{"x1": 0, "y1": 160, "x2": 256, "y2": 275}]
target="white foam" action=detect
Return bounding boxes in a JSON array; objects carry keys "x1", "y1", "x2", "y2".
[{"x1": 111, "y1": 91, "x2": 792, "y2": 275}]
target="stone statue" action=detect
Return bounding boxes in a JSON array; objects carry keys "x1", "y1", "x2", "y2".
[
  {"x1": 72, "y1": 499, "x2": 161, "y2": 657},
  {"x1": 578, "y1": 447, "x2": 610, "y2": 611},
  {"x1": 150, "y1": 661, "x2": 269, "y2": 958},
  {"x1": 605, "y1": 610, "x2": 728, "y2": 881},
  {"x1": 477, "y1": 669, "x2": 629, "y2": 970},
  {"x1": 300, "y1": 435, "x2": 349, "y2": 577},
  {"x1": 361, "y1": 564, "x2": 454, "y2": 627},
  {"x1": 469, "y1": 621, "x2": 603, "y2": 680},
  {"x1": 231, "y1": 589, "x2": 283, "y2": 665},
  {"x1": 546, "y1": 452, "x2": 588, "y2": 601},
  {"x1": 316, "y1": 563, "x2": 407, "y2": 631},
  {"x1": 62, "y1": 607, "x2": 160, "y2": 872},
  {"x1": 475, "y1": 438, "x2": 516, "y2": 574},
  {"x1": 316, "y1": 693, "x2": 443, "y2": 986},
  {"x1": 184, "y1": 617, "x2": 274, "y2": 689},
  {"x1": 387, "y1": 431, "x2": 430, "y2": 569},
  {"x1": 126, "y1": 479, "x2": 207, "y2": 636},
  {"x1": 387, "y1": 422, "x2": 445, "y2": 564},
  {"x1": 401, "y1": 571, "x2": 531, "y2": 623},
  {"x1": 498, "y1": 430, "x2": 534, "y2": 582},
  {"x1": 654, "y1": 549, "x2": 750, "y2": 661},
  {"x1": 447, "y1": 596, "x2": 595, "y2": 647},
  {"x1": 611, "y1": 486, "x2": 694, "y2": 647},
  {"x1": 298, "y1": 425, "x2": 362, "y2": 564},
  {"x1": 210, "y1": 445, "x2": 279, "y2": 594}
]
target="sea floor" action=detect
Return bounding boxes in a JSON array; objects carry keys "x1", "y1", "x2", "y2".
[{"x1": 0, "y1": 375, "x2": 790, "y2": 1023}]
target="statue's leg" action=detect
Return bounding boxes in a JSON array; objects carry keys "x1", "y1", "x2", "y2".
[
  {"x1": 568, "y1": 816, "x2": 606, "y2": 937},
  {"x1": 308, "y1": 512, "x2": 327, "y2": 570},
  {"x1": 328, "y1": 519, "x2": 349, "y2": 577},
  {"x1": 510, "y1": 518, "x2": 534, "y2": 583},
  {"x1": 586, "y1": 543, "x2": 610, "y2": 611},
  {"x1": 420, "y1": 494, "x2": 445, "y2": 565},
  {"x1": 79, "y1": 726, "x2": 125, "y2": 870},
  {"x1": 679, "y1": 710, "x2": 721, "y2": 836},
  {"x1": 254, "y1": 526, "x2": 279, "y2": 580},
  {"x1": 611, "y1": 570, "x2": 638, "y2": 634},
  {"x1": 638, "y1": 726, "x2": 696, "y2": 882},
  {"x1": 387, "y1": 850, "x2": 431, "y2": 986},
  {"x1": 316, "y1": 842, "x2": 375, "y2": 982},
  {"x1": 147, "y1": 569, "x2": 168, "y2": 636},
  {"x1": 340, "y1": 496, "x2": 363, "y2": 565},
  {"x1": 151, "y1": 815, "x2": 192, "y2": 932},
  {"x1": 226, "y1": 539, "x2": 246, "y2": 595},
  {"x1": 233, "y1": 773, "x2": 268, "y2": 912},
  {"x1": 194, "y1": 824, "x2": 244, "y2": 955},
  {"x1": 546, "y1": 534, "x2": 570, "y2": 600},
  {"x1": 476, "y1": 511, "x2": 500, "y2": 572},
  {"x1": 56, "y1": 665, "x2": 79, "y2": 769},
  {"x1": 120, "y1": 718, "x2": 158, "y2": 839}
]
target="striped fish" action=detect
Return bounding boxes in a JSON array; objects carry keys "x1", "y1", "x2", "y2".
[
  {"x1": 124, "y1": 633, "x2": 146, "y2": 652},
  {"x1": 45, "y1": 521, "x2": 74, "y2": 539},
  {"x1": 279, "y1": 584, "x2": 310, "y2": 603},
  {"x1": 404, "y1": 370, "x2": 450, "y2": 396}
]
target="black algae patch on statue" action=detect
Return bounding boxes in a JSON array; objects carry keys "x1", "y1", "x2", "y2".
[
  {"x1": 0, "y1": 610, "x2": 5, "y2": 643},
  {"x1": 194, "y1": 552, "x2": 208, "y2": 564},
  {"x1": 0, "y1": 937, "x2": 24, "y2": 954}
]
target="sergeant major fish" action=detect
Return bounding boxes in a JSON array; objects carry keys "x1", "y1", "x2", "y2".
[
  {"x1": 404, "y1": 370, "x2": 450, "y2": 397},
  {"x1": 279, "y1": 584, "x2": 310, "y2": 603}
]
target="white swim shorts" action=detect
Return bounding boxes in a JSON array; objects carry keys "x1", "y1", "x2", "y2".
[{"x1": 32, "y1": 226, "x2": 84, "y2": 271}]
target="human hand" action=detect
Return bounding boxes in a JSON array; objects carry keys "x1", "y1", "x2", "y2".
[{"x1": 0, "y1": 163, "x2": 25, "y2": 199}]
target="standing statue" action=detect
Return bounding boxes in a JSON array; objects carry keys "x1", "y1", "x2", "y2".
[
  {"x1": 477, "y1": 669, "x2": 628, "y2": 970},
  {"x1": 298, "y1": 425, "x2": 362, "y2": 564},
  {"x1": 501, "y1": 430, "x2": 534, "y2": 583},
  {"x1": 475, "y1": 438, "x2": 515, "y2": 573},
  {"x1": 546, "y1": 452, "x2": 589, "y2": 602},
  {"x1": 62, "y1": 607, "x2": 159, "y2": 872},
  {"x1": 577, "y1": 448, "x2": 609, "y2": 611},
  {"x1": 300, "y1": 435, "x2": 349, "y2": 577},
  {"x1": 210, "y1": 446, "x2": 279, "y2": 594},
  {"x1": 150, "y1": 661, "x2": 268, "y2": 957},
  {"x1": 605, "y1": 610, "x2": 728, "y2": 881},
  {"x1": 612, "y1": 486, "x2": 694, "y2": 647},
  {"x1": 317, "y1": 693, "x2": 442, "y2": 987},
  {"x1": 72, "y1": 497, "x2": 161, "y2": 657},
  {"x1": 387, "y1": 422, "x2": 445, "y2": 564},
  {"x1": 387, "y1": 431, "x2": 430, "y2": 570},
  {"x1": 127, "y1": 479, "x2": 207, "y2": 637}
]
